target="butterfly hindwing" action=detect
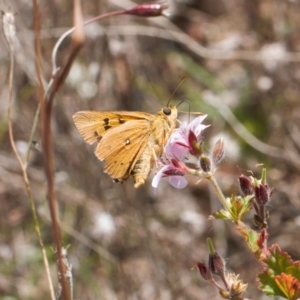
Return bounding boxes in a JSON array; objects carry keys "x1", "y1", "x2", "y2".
[{"x1": 96, "y1": 119, "x2": 151, "y2": 181}]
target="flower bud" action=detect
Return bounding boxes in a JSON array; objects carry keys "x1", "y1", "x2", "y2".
[
  {"x1": 200, "y1": 155, "x2": 211, "y2": 172},
  {"x1": 254, "y1": 183, "x2": 270, "y2": 205},
  {"x1": 196, "y1": 262, "x2": 213, "y2": 281},
  {"x1": 208, "y1": 251, "x2": 226, "y2": 277},
  {"x1": 239, "y1": 174, "x2": 253, "y2": 196},
  {"x1": 125, "y1": 3, "x2": 168, "y2": 17},
  {"x1": 212, "y1": 138, "x2": 225, "y2": 164}
]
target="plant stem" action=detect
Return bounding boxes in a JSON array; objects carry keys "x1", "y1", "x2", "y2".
[{"x1": 208, "y1": 175, "x2": 232, "y2": 214}]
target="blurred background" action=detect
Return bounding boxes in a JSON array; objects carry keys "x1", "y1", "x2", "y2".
[{"x1": 1, "y1": 0, "x2": 300, "y2": 299}]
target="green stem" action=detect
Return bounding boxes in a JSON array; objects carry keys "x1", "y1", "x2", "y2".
[{"x1": 208, "y1": 175, "x2": 232, "y2": 213}]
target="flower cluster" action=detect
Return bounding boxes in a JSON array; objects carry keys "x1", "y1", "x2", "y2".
[
  {"x1": 238, "y1": 171, "x2": 273, "y2": 229},
  {"x1": 152, "y1": 115, "x2": 225, "y2": 189},
  {"x1": 196, "y1": 250, "x2": 248, "y2": 299}
]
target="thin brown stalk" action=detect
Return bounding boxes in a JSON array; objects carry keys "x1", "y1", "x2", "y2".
[
  {"x1": 51, "y1": 9, "x2": 125, "y2": 73},
  {"x1": 41, "y1": 0, "x2": 85, "y2": 299},
  {"x1": 3, "y1": 8, "x2": 55, "y2": 300},
  {"x1": 27, "y1": 0, "x2": 44, "y2": 166}
]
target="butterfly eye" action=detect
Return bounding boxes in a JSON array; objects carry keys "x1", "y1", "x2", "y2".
[{"x1": 163, "y1": 107, "x2": 171, "y2": 115}]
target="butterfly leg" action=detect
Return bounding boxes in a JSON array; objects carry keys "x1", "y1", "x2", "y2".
[{"x1": 152, "y1": 148, "x2": 159, "y2": 169}]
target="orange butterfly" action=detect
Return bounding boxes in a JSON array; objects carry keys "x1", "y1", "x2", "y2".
[{"x1": 73, "y1": 106, "x2": 177, "y2": 187}]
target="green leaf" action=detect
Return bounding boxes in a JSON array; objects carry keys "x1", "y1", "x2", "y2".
[
  {"x1": 230, "y1": 195, "x2": 252, "y2": 222},
  {"x1": 259, "y1": 271, "x2": 288, "y2": 298},
  {"x1": 275, "y1": 273, "x2": 300, "y2": 300},
  {"x1": 212, "y1": 195, "x2": 252, "y2": 223},
  {"x1": 212, "y1": 209, "x2": 232, "y2": 220},
  {"x1": 258, "y1": 244, "x2": 300, "y2": 299},
  {"x1": 236, "y1": 226, "x2": 260, "y2": 256}
]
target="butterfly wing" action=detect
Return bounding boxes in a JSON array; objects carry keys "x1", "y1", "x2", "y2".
[
  {"x1": 73, "y1": 111, "x2": 153, "y2": 144},
  {"x1": 96, "y1": 119, "x2": 151, "y2": 181},
  {"x1": 73, "y1": 107, "x2": 178, "y2": 186}
]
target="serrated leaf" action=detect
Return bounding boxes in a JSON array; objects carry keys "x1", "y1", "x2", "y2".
[
  {"x1": 258, "y1": 244, "x2": 300, "y2": 299},
  {"x1": 236, "y1": 226, "x2": 260, "y2": 256},
  {"x1": 230, "y1": 195, "x2": 252, "y2": 222},
  {"x1": 264, "y1": 245, "x2": 300, "y2": 275},
  {"x1": 275, "y1": 273, "x2": 300, "y2": 300},
  {"x1": 259, "y1": 272, "x2": 287, "y2": 297},
  {"x1": 212, "y1": 195, "x2": 252, "y2": 222}
]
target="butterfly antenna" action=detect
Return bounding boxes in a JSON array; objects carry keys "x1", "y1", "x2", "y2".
[
  {"x1": 177, "y1": 99, "x2": 191, "y2": 122},
  {"x1": 167, "y1": 76, "x2": 189, "y2": 107}
]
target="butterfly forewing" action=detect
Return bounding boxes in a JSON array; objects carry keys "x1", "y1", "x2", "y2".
[
  {"x1": 73, "y1": 106, "x2": 178, "y2": 187},
  {"x1": 73, "y1": 111, "x2": 153, "y2": 144}
]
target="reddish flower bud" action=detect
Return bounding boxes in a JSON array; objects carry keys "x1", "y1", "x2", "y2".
[
  {"x1": 254, "y1": 183, "x2": 270, "y2": 205},
  {"x1": 208, "y1": 252, "x2": 226, "y2": 277},
  {"x1": 200, "y1": 155, "x2": 211, "y2": 172},
  {"x1": 196, "y1": 262, "x2": 213, "y2": 281},
  {"x1": 212, "y1": 138, "x2": 225, "y2": 164},
  {"x1": 125, "y1": 3, "x2": 168, "y2": 17},
  {"x1": 239, "y1": 174, "x2": 253, "y2": 196}
]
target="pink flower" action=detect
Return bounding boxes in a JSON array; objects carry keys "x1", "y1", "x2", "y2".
[
  {"x1": 165, "y1": 115, "x2": 209, "y2": 161},
  {"x1": 152, "y1": 158, "x2": 189, "y2": 189},
  {"x1": 152, "y1": 115, "x2": 209, "y2": 189}
]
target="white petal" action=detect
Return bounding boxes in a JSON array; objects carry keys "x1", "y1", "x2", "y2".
[
  {"x1": 152, "y1": 171, "x2": 163, "y2": 188},
  {"x1": 189, "y1": 115, "x2": 209, "y2": 137},
  {"x1": 194, "y1": 124, "x2": 210, "y2": 138},
  {"x1": 152, "y1": 166, "x2": 169, "y2": 188}
]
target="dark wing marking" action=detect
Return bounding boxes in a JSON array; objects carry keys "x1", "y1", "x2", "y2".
[{"x1": 73, "y1": 111, "x2": 153, "y2": 144}]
